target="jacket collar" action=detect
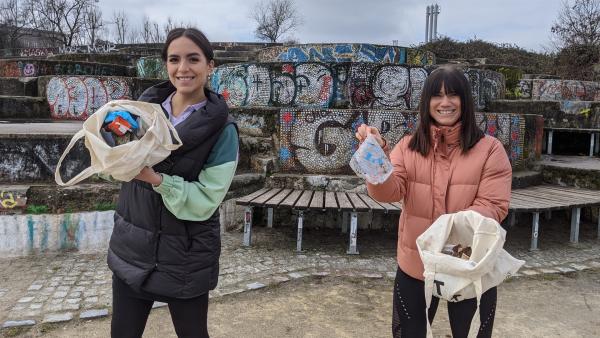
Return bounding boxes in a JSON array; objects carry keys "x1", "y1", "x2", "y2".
[{"x1": 430, "y1": 122, "x2": 462, "y2": 155}]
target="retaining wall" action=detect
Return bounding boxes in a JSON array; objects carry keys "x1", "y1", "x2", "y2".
[
  {"x1": 518, "y1": 79, "x2": 600, "y2": 101},
  {"x1": 0, "y1": 77, "x2": 38, "y2": 96},
  {"x1": 489, "y1": 100, "x2": 600, "y2": 129},
  {"x1": 210, "y1": 63, "x2": 504, "y2": 111},
  {"x1": 0, "y1": 59, "x2": 132, "y2": 77},
  {"x1": 256, "y1": 43, "x2": 435, "y2": 65}
]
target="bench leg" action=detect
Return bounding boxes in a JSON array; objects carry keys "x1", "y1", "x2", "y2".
[
  {"x1": 347, "y1": 212, "x2": 359, "y2": 255},
  {"x1": 545, "y1": 210, "x2": 552, "y2": 220},
  {"x1": 547, "y1": 130, "x2": 554, "y2": 155},
  {"x1": 570, "y1": 207, "x2": 581, "y2": 244},
  {"x1": 530, "y1": 212, "x2": 540, "y2": 251},
  {"x1": 267, "y1": 207, "x2": 273, "y2": 228},
  {"x1": 597, "y1": 207, "x2": 600, "y2": 240},
  {"x1": 297, "y1": 210, "x2": 304, "y2": 252},
  {"x1": 341, "y1": 212, "x2": 348, "y2": 234},
  {"x1": 595, "y1": 133, "x2": 600, "y2": 155},
  {"x1": 590, "y1": 133, "x2": 595, "y2": 157},
  {"x1": 243, "y1": 206, "x2": 253, "y2": 246},
  {"x1": 509, "y1": 211, "x2": 516, "y2": 227}
]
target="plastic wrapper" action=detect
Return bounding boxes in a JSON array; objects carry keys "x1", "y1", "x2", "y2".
[{"x1": 349, "y1": 133, "x2": 393, "y2": 184}]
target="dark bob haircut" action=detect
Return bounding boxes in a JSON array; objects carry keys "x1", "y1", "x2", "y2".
[
  {"x1": 408, "y1": 65, "x2": 484, "y2": 156},
  {"x1": 161, "y1": 28, "x2": 214, "y2": 62}
]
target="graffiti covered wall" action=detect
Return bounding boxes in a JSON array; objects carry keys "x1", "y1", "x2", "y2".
[
  {"x1": 0, "y1": 211, "x2": 113, "y2": 257},
  {"x1": 45, "y1": 76, "x2": 132, "y2": 119},
  {"x1": 136, "y1": 56, "x2": 168, "y2": 79},
  {"x1": 211, "y1": 63, "x2": 503, "y2": 111},
  {"x1": 519, "y1": 79, "x2": 600, "y2": 101},
  {"x1": 0, "y1": 60, "x2": 130, "y2": 77},
  {"x1": 257, "y1": 44, "x2": 435, "y2": 65},
  {"x1": 279, "y1": 110, "x2": 527, "y2": 174}
]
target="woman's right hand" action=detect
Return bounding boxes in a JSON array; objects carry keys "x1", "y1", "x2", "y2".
[{"x1": 355, "y1": 124, "x2": 385, "y2": 148}]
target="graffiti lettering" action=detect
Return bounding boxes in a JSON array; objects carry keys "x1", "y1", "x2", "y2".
[
  {"x1": 46, "y1": 76, "x2": 131, "y2": 120},
  {"x1": 59, "y1": 43, "x2": 118, "y2": 54},
  {"x1": 0, "y1": 191, "x2": 17, "y2": 209},
  {"x1": 279, "y1": 110, "x2": 526, "y2": 174},
  {"x1": 19, "y1": 48, "x2": 56, "y2": 57}
]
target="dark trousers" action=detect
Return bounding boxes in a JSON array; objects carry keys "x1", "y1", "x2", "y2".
[
  {"x1": 392, "y1": 268, "x2": 497, "y2": 338},
  {"x1": 111, "y1": 276, "x2": 209, "y2": 338}
]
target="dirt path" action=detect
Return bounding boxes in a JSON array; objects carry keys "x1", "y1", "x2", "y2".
[{"x1": 3, "y1": 270, "x2": 600, "y2": 338}]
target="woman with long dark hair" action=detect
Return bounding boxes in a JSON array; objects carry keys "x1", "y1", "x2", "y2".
[
  {"x1": 107, "y1": 27, "x2": 238, "y2": 338},
  {"x1": 356, "y1": 66, "x2": 512, "y2": 338}
]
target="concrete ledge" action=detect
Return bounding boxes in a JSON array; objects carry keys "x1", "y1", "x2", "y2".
[
  {"x1": 0, "y1": 59, "x2": 133, "y2": 77},
  {"x1": 489, "y1": 100, "x2": 600, "y2": 129},
  {"x1": 0, "y1": 77, "x2": 38, "y2": 96},
  {"x1": 0, "y1": 96, "x2": 50, "y2": 119}
]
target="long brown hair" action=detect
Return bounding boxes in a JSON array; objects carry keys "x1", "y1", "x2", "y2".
[
  {"x1": 161, "y1": 28, "x2": 214, "y2": 62},
  {"x1": 408, "y1": 66, "x2": 483, "y2": 156}
]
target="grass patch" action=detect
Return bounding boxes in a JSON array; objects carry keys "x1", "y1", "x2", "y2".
[
  {"x1": 1, "y1": 326, "x2": 31, "y2": 337},
  {"x1": 94, "y1": 202, "x2": 116, "y2": 211},
  {"x1": 25, "y1": 204, "x2": 49, "y2": 214}
]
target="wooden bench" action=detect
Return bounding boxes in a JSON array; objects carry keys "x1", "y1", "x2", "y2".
[
  {"x1": 236, "y1": 188, "x2": 401, "y2": 254},
  {"x1": 544, "y1": 127, "x2": 600, "y2": 156},
  {"x1": 509, "y1": 185, "x2": 600, "y2": 250}
]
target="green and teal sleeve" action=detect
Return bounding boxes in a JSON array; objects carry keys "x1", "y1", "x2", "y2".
[{"x1": 153, "y1": 124, "x2": 239, "y2": 221}]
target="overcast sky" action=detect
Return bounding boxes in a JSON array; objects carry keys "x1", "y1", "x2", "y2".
[{"x1": 98, "y1": 0, "x2": 564, "y2": 53}]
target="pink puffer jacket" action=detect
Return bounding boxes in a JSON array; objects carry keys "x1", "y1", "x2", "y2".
[{"x1": 367, "y1": 123, "x2": 512, "y2": 281}]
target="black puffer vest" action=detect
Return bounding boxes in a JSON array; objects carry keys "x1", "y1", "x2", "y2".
[{"x1": 107, "y1": 81, "x2": 234, "y2": 298}]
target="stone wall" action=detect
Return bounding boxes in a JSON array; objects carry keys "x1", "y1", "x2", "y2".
[
  {"x1": 136, "y1": 56, "x2": 167, "y2": 79},
  {"x1": 0, "y1": 77, "x2": 38, "y2": 96},
  {"x1": 518, "y1": 79, "x2": 600, "y2": 101},
  {"x1": 489, "y1": 100, "x2": 600, "y2": 129},
  {"x1": 256, "y1": 44, "x2": 435, "y2": 65},
  {"x1": 0, "y1": 60, "x2": 132, "y2": 77},
  {"x1": 277, "y1": 109, "x2": 539, "y2": 173},
  {"x1": 210, "y1": 63, "x2": 504, "y2": 111}
]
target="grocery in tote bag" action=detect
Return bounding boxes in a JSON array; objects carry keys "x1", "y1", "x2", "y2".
[
  {"x1": 416, "y1": 210, "x2": 525, "y2": 337},
  {"x1": 55, "y1": 100, "x2": 182, "y2": 186}
]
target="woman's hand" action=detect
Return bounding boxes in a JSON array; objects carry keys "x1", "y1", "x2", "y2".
[
  {"x1": 134, "y1": 166, "x2": 162, "y2": 186},
  {"x1": 355, "y1": 124, "x2": 386, "y2": 148}
]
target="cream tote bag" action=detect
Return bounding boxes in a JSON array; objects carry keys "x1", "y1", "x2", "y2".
[
  {"x1": 55, "y1": 100, "x2": 182, "y2": 186},
  {"x1": 416, "y1": 210, "x2": 525, "y2": 337}
]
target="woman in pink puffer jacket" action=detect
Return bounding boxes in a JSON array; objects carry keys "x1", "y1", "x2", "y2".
[{"x1": 356, "y1": 66, "x2": 512, "y2": 338}]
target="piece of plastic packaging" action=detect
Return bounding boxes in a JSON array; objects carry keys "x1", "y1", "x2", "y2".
[{"x1": 349, "y1": 133, "x2": 393, "y2": 185}]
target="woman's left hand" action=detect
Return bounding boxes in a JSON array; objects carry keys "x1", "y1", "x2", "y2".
[{"x1": 134, "y1": 166, "x2": 162, "y2": 186}]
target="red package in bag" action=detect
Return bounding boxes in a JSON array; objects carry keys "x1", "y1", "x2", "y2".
[{"x1": 105, "y1": 116, "x2": 132, "y2": 136}]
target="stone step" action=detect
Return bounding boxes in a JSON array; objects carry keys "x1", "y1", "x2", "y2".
[
  {"x1": 489, "y1": 100, "x2": 600, "y2": 128},
  {"x1": 210, "y1": 63, "x2": 503, "y2": 111},
  {"x1": 535, "y1": 155, "x2": 600, "y2": 190},
  {"x1": 0, "y1": 121, "x2": 271, "y2": 183},
  {"x1": 0, "y1": 96, "x2": 50, "y2": 119},
  {"x1": 213, "y1": 50, "x2": 257, "y2": 59},
  {"x1": 0, "y1": 59, "x2": 134, "y2": 77},
  {"x1": 0, "y1": 77, "x2": 38, "y2": 96},
  {"x1": 214, "y1": 56, "x2": 251, "y2": 66},
  {"x1": 47, "y1": 53, "x2": 137, "y2": 66},
  {"x1": 511, "y1": 171, "x2": 543, "y2": 189},
  {"x1": 0, "y1": 172, "x2": 264, "y2": 215},
  {"x1": 255, "y1": 43, "x2": 435, "y2": 65}
]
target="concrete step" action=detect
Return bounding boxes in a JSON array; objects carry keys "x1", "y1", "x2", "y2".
[
  {"x1": 214, "y1": 56, "x2": 251, "y2": 66},
  {"x1": 47, "y1": 53, "x2": 137, "y2": 66},
  {"x1": 0, "y1": 77, "x2": 38, "y2": 96},
  {"x1": 0, "y1": 59, "x2": 134, "y2": 77},
  {"x1": 535, "y1": 155, "x2": 600, "y2": 190},
  {"x1": 489, "y1": 100, "x2": 600, "y2": 128},
  {"x1": 213, "y1": 50, "x2": 257, "y2": 59},
  {"x1": 0, "y1": 96, "x2": 50, "y2": 119},
  {"x1": 512, "y1": 171, "x2": 543, "y2": 189}
]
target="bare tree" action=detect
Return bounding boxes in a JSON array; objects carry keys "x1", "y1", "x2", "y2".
[
  {"x1": 141, "y1": 14, "x2": 152, "y2": 43},
  {"x1": 83, "y1": 3, "x2": 102, "y2": 45},
  {"x1": 251, "y1": 0, "x2": 302, "y2": 42},
  {"x1": 112, "y1": 9, "x2": 127, "y2": 44},
  {"x1": 551, "y1": 0, "x2": 600, "y2": 47},
  {"x1": 127, "y1": 25, "x2": 141, "y2": 44},
  {"x1": 0, "y1": 0, "x2": 30, "y2": 48},
  {"x1": 25, "y1": 0, "x2": 94, "y2": 46}
]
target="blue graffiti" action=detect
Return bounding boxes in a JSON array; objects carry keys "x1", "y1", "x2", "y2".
[{"x1": 276, "y1": 44, "x2": 406, "y2": 64}]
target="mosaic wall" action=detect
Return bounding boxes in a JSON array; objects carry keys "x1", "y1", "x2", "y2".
[
  {"x1": 211, "y1": 63, "x2": 503, "y2": 111},
  {"x1": 46, "y1": 76, "x2": 131, "y2": 120},
  {"x1": 519, "y1": 79, "x2": 600, "y2": 101},
  {"x1": 256, "y1": 44, "x2": 435, "y2": 65},
  {"x1": 0, "y1": 60, "x2": 130, "y2": 77},
  {"x1": 279, "y1": 110, "x2": 526, "y2": 174},
  {"x1": 136, "y1": 56, "x2": 168, "y2": 79}
]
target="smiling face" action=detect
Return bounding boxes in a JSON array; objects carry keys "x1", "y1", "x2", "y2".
[
  {"x1": 429, "y1": 83, "x2": 462, "y2": 127},
  {"x1": 166, "y1": 36, "x2": 214, "y2": 100}
]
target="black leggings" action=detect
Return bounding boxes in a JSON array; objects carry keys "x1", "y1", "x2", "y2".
[
  {"x1": 392, "y1": 268, "x2": 496, "y2": 338},
  {"x1": 111, "y1": 276, "x2": 209, "y2": 338}
]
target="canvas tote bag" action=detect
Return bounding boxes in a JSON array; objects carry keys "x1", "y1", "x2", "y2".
[
  {"x1": 55, "y1": 100, "x2": 182, "y2": 186},
  {"x1": 416, "y1": 210, "x2": 525, "y2": 337}
]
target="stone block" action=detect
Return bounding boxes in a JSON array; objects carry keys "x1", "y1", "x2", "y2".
[
  {"x1": 80, "y1": 309, "x2": 109, "y2": 319},
  {"x1": 43, "y1": 312, "x2": 73, "y2": 323},
  {"x1": 2, "y1": 320, "x2": 36, "y2": 328}
]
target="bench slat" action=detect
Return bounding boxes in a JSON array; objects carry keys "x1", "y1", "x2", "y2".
[
  {"x1": 513, "y1": 190, "x2": 589, "y2": 207},
  {"x1": 324, "y1": 191, "x2": 338, "y2": 210},
  {"x1": 279, "y1": 190, "x2": 303, "y2": 208},
  {"x1": 294, "y1": 190, "x2": 314, "y2": 210},
  {"x1": 390, "y1": 202, "x2": 403, "y2": 210},
  {"x1": 377, "y1": 201, "x2": 400, "y2": 212},
  {"x1": 534, "y1": 186, "x2": 600, "y2": 201},
  {"x1": 264, "y1": 189, "x2": 293, "y2": 207},
  {"x1": 236, "y1": 187, "x2": 270, "y2": 205},
  {"x1": 347, "y1": 192, "x2": 369, "y2": 212},
  {"x1": 250, "y1": 188, "x2": 283, "y2": 206},
  {"x1": 309, "y1": 190, "x2": 325, "y2": 210},
  {"x1": 336, "y1": 192, "x2": 354, "y2": 211},
  {"x1": 357, "y1": 194, "x2": 386, "y2": 211}
]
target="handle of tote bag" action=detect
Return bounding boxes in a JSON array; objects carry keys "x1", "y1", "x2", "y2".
[
  {"x1": 54, "y1": 129, "x2": 99, "y2": 186},
  {"x1": 163, "y1": 116, "x2": 183, "y2": 151}
]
